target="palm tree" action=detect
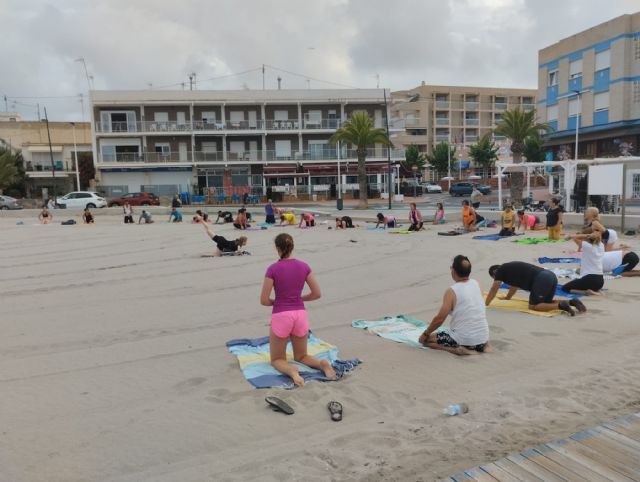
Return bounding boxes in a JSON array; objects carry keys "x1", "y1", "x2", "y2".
[
  {"x1": 494, "y1": 108, "x2": 551, "y2": 205},
  {"x1": 330, "y1": 111, "x2": 392, "y2": 209}
]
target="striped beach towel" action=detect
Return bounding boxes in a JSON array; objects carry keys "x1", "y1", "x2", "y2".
[
  {"x1": 352, "y1": 315, "x2": 429, "y2": 349},
  {"x1": 226, "y1": 333, "x2": 361, "y2": 389}
]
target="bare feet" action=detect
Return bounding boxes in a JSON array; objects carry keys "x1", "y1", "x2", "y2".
[
  {"x1": 558, "y1": 301, "x2": 576, "y2": 316},
  {"x1": 569, "y1": 298, "x2": 587, "y2": 313},
  {"x1": 586, "y1": 289, "x2": 603, "y2": 296},
  {"x1": 292, "y1": 373, "x2": 305, "y2": 386},
  {"x1": 320, "y1": 360, "x2": 337, "y2": 380}
]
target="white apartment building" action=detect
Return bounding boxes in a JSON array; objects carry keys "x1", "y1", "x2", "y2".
[{"x1": 90, "y1": 89, "x2": 404, "y2": 199}]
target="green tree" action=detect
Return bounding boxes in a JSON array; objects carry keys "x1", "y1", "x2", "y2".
[
  {"x1": 468, "y1": 133, "x2": 499, "y2": 169},
  {"x1": 523, "y1": 134, "x2": 547, "y2": 163},
  {"x1": 494, "y1": 108, "x2": 551, "y2": 205},
  {"x1": 0, "y1": 147, "x2": 22, "y2": 192},
  {"x1": 404, "y1": 145, "x2": 427, "y2": 169},
  {"x1": 330, "y1": 111, "x2": 392, "y2": 208},
  {"x1": 426, "y1": 142, "x2": 456, "y2": 175}
]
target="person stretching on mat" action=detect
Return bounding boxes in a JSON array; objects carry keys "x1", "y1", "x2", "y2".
[
  {"x1": 546, "y1": 197, "x2": 563, "y2": 240},
  {"x1": 335, "y1": 216, "x2": 354, "y2": 229},
  {"x1": 562, "y1": 232, "x2": 605, "y2": 295},
  {"x1": 461, "y1": 200, "x2": 479, "y2": 232},
  {"x1": 192, "y1": 210, "x2": 209, "y2": 223},
  {"x1": 418, "y1": 255, "x2": 490, "y2": 355},
  {"x1": 264, "y1": 199, "x2": 276, "y2": 224},
  {"x1": 499, "y1": 205, "x2": 516, "y2": 236},
  {"x1": 82, "y1": 207, "x2": 95, "y2": 224},
  {"x1": 200, "y1": 218, "x2": 248, "y2": 256},
  {"x1": 260, "y1": 233, "x2": 336, "y2": 386},
  {"x1": 39, "y1": 207, "x2": 52, "y2": 224},
  {"x1": 375, "y1": 213, "x2": 397, "y2": 229},
  {"x1": 215, "y1": 210, "x2": 234, "y2": 224},
  {"x1": 581, "y1": 207, "x2": 621, "y2": 252},
  {"x1": 487, "y1": 261, "x2": 584, "y2": 315},
  {"x1": 279, "y1": 212, "x2": 297, "y2": 225},
  {"x1": 168, "y1": 207, "x2": 183, "y2": 223},
  {"x1": 517, "y1": 210, "x2": 541, "y2": 232},
  {"x1": 298, "y1": 212, "x2": 315, "y2": 228},
  {"x1": 602, "y1": 249, "x2": 640, "y2": 277},
  {"x1": 408, "y1": 203, "x2": 424, "y2": 231},
  {"x1": 233, "y1": 208, "x2": 250, "y2": 230},
  {"x1": 433, "y1": 202, "x2": 445, "y2": 225}
]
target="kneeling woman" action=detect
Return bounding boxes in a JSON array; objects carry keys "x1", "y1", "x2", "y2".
[
  {"x1": 260, "y1": 233, "x2": 336, "y2": 386},
  {"x1": 376, "y1": 213, "x2": 397, "y2": 229},
  {"x1": 562, "y1": 232, "x2": 605, "y2": 295}
]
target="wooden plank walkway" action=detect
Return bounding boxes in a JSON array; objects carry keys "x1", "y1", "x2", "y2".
[{"x1": 446, "y1": 412, "x2": 640, "y2": 481}]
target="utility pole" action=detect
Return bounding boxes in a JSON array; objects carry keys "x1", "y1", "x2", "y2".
[
  {"x1": 3, "y1": 95, "x2": 7, "y2": 111},
  {"x1": 71, "y1": 122, "x2": 80, "y2": 190},
  {"x1": 384, "y1": 89, "x2": 392, "y2": 210},
  {"x1": 262, "y1": 64, "x2": 265, "y2": 90},
  {"x1": 36, "y1": 102, "x2": 41, "y2": 120},
  {"x1": 189, "y1": 73, "x2": 195, "y2": 91},
  {"x1": 44, "y1": 107, "x2": 57, "y2": 202}
]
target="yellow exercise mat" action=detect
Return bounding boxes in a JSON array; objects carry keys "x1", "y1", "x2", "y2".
[{"x1": 484, "y1": 293, "x2": 563, "y2": 317}]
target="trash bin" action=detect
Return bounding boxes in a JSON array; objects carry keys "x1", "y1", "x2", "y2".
[
  {"x1": 336, "y1": 198, "x2": 343, "y2": 210},
  {"x1": 312, "y1": 194, "x2": 318, "y2": 202},
  {"x1": 180, "y1": 192, "x2": 190, "y2": 205}
]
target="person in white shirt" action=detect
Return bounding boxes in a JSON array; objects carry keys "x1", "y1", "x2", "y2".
[
  {"x1": 419, "y1": 255, "x2": 490, "y2": 355},
  {"x1": 562, "y1": 232, "x2": 605, "y2": 295},
  {"x1": 601, "y1": 249, "x2": 640, "y2": 277}
]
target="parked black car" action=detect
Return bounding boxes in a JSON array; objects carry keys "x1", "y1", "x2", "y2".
[{"x1": 448, "y1": 182, "x2": 492, "y2": 196}]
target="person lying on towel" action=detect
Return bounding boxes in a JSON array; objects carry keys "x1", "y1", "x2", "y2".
[
  {"x1": 418, "y1": 255, "x2": 490, "y2": 355},
  {"x1": 486, "y1": 261, "x2": 585, "y2": 316}
]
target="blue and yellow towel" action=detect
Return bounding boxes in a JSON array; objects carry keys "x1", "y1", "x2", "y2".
[
  {"x1": 352, "y1": 315, "x2": 428, "y2": 349},
  {"x1": 226, "y1": 333, "x2": 361, "y2": 389}
]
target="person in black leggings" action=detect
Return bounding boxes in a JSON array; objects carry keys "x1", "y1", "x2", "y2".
[
  {"x1": 335, "y1": 216, "x2": 354, "y2": 229},
  {"x1": 620, "y1": 251, "x2": 640, "y2": 276},
  {"x1": 562, "y1": 233, "x2": 605, "y2": 295}
]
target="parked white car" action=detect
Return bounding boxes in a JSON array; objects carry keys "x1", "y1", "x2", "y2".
[
  {"x1": 56, "y1": 191, "x2": 107, "y2": 209},
  {"x1": 423, "y1": 182, "x2": 443, "y2": 193}
]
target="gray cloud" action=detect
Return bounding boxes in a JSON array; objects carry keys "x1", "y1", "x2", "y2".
[{"x1": 0, "y1": 0, "x2": 634, "y2": 120}]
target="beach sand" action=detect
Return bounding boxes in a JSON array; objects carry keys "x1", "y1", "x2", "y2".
[{"x1": 1, "y1": 215, "x2": 639, "y2": 481}]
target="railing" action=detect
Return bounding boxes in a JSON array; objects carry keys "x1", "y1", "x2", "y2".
[
  {"x1": 27, "y1": 163, "x2": 74, "y2": 172},
  {"x1": 99, "y1": 152, "x2": 192, "y2": 163},
  {"x1": 522, "y1": 103, "x2": 535, "y2": 110},
  {"x1": 465, "y1": 135, "x2": 479, "y2": 142},
  {"x1": 403, "y1": 118, "x2": 422, "y2": 128},
  {"x1": 465, "y1": 118, "x2": 480, "y2": 126},
  {"x1": 435, "y1": 101, "x2": 449, "y2": 109},
  {"x1": 435, "y1": 135, "x2": 450, "y2": 143},
  {"x1": 435, "y1": 118, "x2": 449, "y2": 125},
  {"x1": 465, "y1": 101, "x2": 479, "y2": 110},
  {"x1": 494, "y1": 102, "x2": 507, "y2": 110}
]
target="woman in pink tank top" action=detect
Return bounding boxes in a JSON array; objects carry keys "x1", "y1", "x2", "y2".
[{"x1": 260, "y1": 233, "x2": 336, "y2": 386}]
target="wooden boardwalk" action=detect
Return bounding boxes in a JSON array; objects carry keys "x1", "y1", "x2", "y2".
[{"x1": 446, "y1": 412, "x2": 640, "y2": 481}]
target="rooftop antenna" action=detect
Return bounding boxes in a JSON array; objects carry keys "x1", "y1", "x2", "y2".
[
  {"x1": 75, "y1": 58, "x2": 94, "y2": 90},
  {"x1": 77, "y1": 94, "x2": 83, "y2": 123},
  {"x1": 262, "y1": 64, "x2": 265, "y2": 90},
  {"x1": 189, "y1": 72, "x2": 196, "y2": 91},
  {"x1": 147, "y1": 82, "x2": 153, "y2": 89},
  {"x1": 277, "y1": 76, "x2": 282, "y2": 90},
  {"x1": 375, "y1": 74, "x2": 380, "y2": 89},
  {"x1": 306, "y1": 79, "x2": 310, "y2": 89}
]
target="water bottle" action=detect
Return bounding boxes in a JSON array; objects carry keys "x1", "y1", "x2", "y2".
[{"x1": 443, "y1": 403, "x2": 469, "y2": 416}]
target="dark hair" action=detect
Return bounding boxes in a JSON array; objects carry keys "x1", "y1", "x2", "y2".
[
  {"x1": 488, "y1": 264, "x2": 501, "y2": 278},
  {"x1": 275, "y1": 233, "x2": 294, "y2": 259},
  {"x1": 550, "y1": 197, "x2": 560, "y2": 206},
  {"x1": 280, "y1": 214, "x2": 286, "y2": 220},
  {"x1": 437, "y1": 202, "x2": 443, "y2": 210},
  {"x1": 517, "y1": 209, "x2": 524, "y2": 216},
  {"x1": 410, "y1": 203, "x2": 416, "y2": 209},
  {"x1": 462, "y1": 200, "x2": 470, "y2": 206},
  {"x1": 452, "y1": 255, "x2": 472, "y2": 277},
  {"x1": 196, "y1": 210, "x2": 203, "y2": 216},
  {"x1": 238, "y1": 208, "x2": 246, "y2": 214},
  {"x1": 377, "y1": 213, "x2": 384, "y2": 221},
  {"x1": 237, "y1": 236, "x2": 248, "y2": 247},
  {"x1": 218, "y1": 210, "x2": 223, "y2": 215},
  {"x1": 335, "y1": 217, "x2": 340, "y2": 221}
]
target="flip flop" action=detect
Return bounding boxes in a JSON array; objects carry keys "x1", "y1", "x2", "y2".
[
  {"x1": 327, "y1": 401, "x2": 343, "y2": 422},
  {"x1": 265, "y1": 396, "x2": 294, "y2": 415},
  {"x1": 569, "y1": 298, "x2": 587, "y2": 313},
  {"x1": 612, "y1": 264, "x2": 628, "y2": 276}
]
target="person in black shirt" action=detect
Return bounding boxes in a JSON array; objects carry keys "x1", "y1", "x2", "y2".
[
  {"x1": 200, "y1": 219, "x2": 248, "y2": 256},
  {"x1": 486, "y1": 261, "x2": 585, "y2": 315},
  {"x1": 546, "y1": 197, "x2": 564, "y2": 240},
  {"x1": 335, "y1": 216, "x2": 354, "y2": 229},
  {"x1": 171, "y1": 195, "x2": 182, "y2": 208},
  {"x1": 215, "y1": 210, "x2": 234, "y2": 224}
]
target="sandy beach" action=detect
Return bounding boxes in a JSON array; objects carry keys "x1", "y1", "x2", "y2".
[{"x1": 1, "y1": 212, "x2": 640, "y2": 482}]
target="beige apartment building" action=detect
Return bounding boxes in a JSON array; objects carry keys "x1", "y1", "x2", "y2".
[
  {"x1": 0, "y1": 119, "x2": 92, "y2": 197},
  {"x1": 90, "y1": 89, "x2": 404, "y2": 199},
  {"x1": 390, "y1": 84, "x2": 537, "y2": 165}
]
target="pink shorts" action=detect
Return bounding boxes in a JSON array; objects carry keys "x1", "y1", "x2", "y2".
[{"x1": 270, "y1": 310, "x2": 309, "y2": 338}]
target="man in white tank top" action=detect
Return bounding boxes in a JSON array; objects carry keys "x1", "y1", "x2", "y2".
[{"x1": 418, "y1": 255, "x2": 490, "y2": 355}]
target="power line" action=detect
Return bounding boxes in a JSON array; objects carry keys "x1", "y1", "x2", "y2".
[{"x1": 263, "y1": 64, "x2": 360, "y2": 89}]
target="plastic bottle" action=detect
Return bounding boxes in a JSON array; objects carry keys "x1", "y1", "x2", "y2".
[{"x1": 443, "y1": 403, "x2": 469, "y2": 416}]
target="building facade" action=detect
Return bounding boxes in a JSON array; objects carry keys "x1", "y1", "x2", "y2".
[
  {"x1": 90, "y1": 89, "x2": 404, "y2": 199},
  {"x1": 390, "y1": 84, "x2": 537, "y2": 169},
  {"x1": 0, "y1": 120, "x2": 92, "y2": 197},
  {"x1": 537, "y1": 13, "x2": 640, "y2": 161}
]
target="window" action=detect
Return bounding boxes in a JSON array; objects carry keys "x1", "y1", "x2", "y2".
[
  {"x1": 634, "y1": 81, "x2": 640, "y2": 104},
  {"x1": 568, "y1": 98, "x2": 580, "y2": 117},
  {"x1": 155, "y1": 143, "x2": 171, "y2": 154},
  {"x1": 594, "y1": 92, "x2": 609, "y2": 111},
  {"x1": 595, "y1": 49, "x2": 610, "y2": 71},
  {"x1": 274, "y1": 110, "x2": 289, "y2": 121},
  {"x1": 275, "y1": 140, "x2": 292, "y2": 158},
  {"x1": 229, "y1": 111, "x2": 244, "y2": 123},
  {"x1": 154, "y1": 112, "x2": 168, "y2": 122},
  {"x1": 546, "y1": 104, "x2": 558, "y2": 121},
  {"x1": 548, "y1": 70, "x2": 558, "y2": 86},
  {"x1": 635, "y1": 37, "x2": 640, "y2": 60},
  {"x1": 569, "y1": 59, "x2": 583, "y2": 79},
  {"x1": 202, "y1": 111, "x2": 216, "y2": 123}
]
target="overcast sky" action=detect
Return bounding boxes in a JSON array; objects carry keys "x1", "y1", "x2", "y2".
[{"x1": 1, "y1": 0, "x2": 637, "y2": 121}]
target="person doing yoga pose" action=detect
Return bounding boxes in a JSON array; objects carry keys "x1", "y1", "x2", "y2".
[
  {"x1": 517, "y1": 210, "x2": 541, "y2": 231},
  {"x1": 418, "y1": 255, "x2": 490, "y2": 355},
  {"x1": 408, "y1": 203, "x2": 424, "y2": 231},
  {"x1": 298, "y1": 213, "x2": 315, "y2": 227},
  {"x1": 375, "y1": 213, "x2": 397, "y2": 229},
  {"x1": 433, "y1": 202, "x2": 445, "y2": 224},
  {"x1": 260, "y1": 233, "x2": 336, "y2": 386},
  {"x1": 200, "y1": 218, "x2": 248, "y2": 256},
  {"x1": 335, "y1": 216, "x2": 354, "y2": 229},
  {"x1": 487, "y1": 261, "x2": 585, "y2": 315},
  {"x1": 562, "y1": 232, "x2": 605, "y2": 295},
  {"x1": 546, "y1": 197, "x2": 563, "y2": 240}
]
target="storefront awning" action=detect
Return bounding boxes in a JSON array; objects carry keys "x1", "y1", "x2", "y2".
[{"x1": 28, "y1": 145, "x2": 63, "y2": 152}]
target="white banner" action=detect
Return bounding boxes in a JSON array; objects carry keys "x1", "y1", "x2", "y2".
[{"x1": 588, "y1": 164, "x2": 623, "y2": 195}]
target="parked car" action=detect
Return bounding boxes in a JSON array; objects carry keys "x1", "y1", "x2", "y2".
[
  {"x1": 56, "y1": 191, "x2": 107, "y2": 209},
  {"x1": 448, "y1": 182, "x2": 492, "y2": 196},
  {"x1": 0, "y1": 195, "x2": 23, "y2": 210},
  {"x1": 108, "y1": 192, "x2": 160, "y2": 207},
  {"x1": 422, "y1": 182, "x2": 443, "y2": 193}
]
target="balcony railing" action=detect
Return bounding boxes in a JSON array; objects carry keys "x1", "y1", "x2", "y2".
[
  {"x1": 465, "y1": 118, "x2": 480, "y2": 126},
  {"x1": 522, "y1": 103, "x2": 535, "y2": 110},
  {"x1": 465, "y1": 101, "x2": 479, "y2": 110},
  {"x1": 435, "y1": 135, "x2": 450, "y2": 143},
  {"x1": 435, "y1": 118, "x2": 449, "y2": 125},
  {"x1": 494, "y1": 102, "x2": 507, "y2": 110},
  {"x1": 465, "y1": 135, "x2": 479, "y2": 143},
  {"x1": 435, "y1": 100, "x2": 449, "y2": 109},
  {"x1": 98, "y1": 148, "x2": 406, "y2": 164}
]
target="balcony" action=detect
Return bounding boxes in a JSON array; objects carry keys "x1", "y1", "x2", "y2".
[
  {"x1": 99, "y1": 152, "x2": 192, "y2": 163},
  {"x1": 435, "y1": 135, "x2": 450, "y2": 143},
  {"x1": 465, "y1": 101, "x2": 479, "y2": 110},
  {"x1": 494, "y1": 102, "x2": 507, "y2": 110},
  {"x1": 435, "y1": 118, "x2": 449, "y2": 126},
  {"x1": 403, "y1": 117, "x2": 422, "y2": 128},
  {"x1": 465, "y1": 118, "x2": 480, "y2": 126},
  {"x1": 465, "y1": 135, "x2": 478, "y2": 143},
  {"x1": 522, "y1": 103, "x2": 535, "y2": 110},
  {"x1": 435, "y1": 100, "x2": 449, "y2": 109}
]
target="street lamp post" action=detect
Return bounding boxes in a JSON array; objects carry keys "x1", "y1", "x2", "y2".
[
  {"x1": 71, "y1": 122, "x2": 80, "y2": 190},
  {"x1": 447, "y1": 136, "x2": 452, "y2": 190},
  {"x1": 412, "y1": 164, "x2": 418, "y2": 197},
  {"x1": 572, "y1": 89, "x2": 582, "y2": 161}
]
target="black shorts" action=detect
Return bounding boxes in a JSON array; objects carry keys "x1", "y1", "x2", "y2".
[
  {"x1": 562, "y1": 274, "x2": 604, "y2": 292},
  {"x1": 342, "y1": 217, "x2": 353, "y2": 228},
  {"x1": 472, "y1": 202, "x2": 480, "y2": 209},
  {"x1": 622, "y1": 252, "x2": 639, "y2": 271},
  {"x1": 212, "y1": 235, "x2": 236, "y2": 253},
  {"x1": 436, "y1": 331, "x2": 487, "y2": 352},
  {"x1": 305, "y1": 219, "x2": 315, "y2": 227},
  {"x1": 529, "y1": 270, "x2": 558, "y2": 305},
  {"x1": 408, "y1": 222, "x2": 423, "y2": 231},
  {"x1": 265, "y1": 214, "x2": 276, "y2": 224}
]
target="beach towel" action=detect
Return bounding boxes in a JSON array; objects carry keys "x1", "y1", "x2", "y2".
[
  {"x1": 245, "y1": 226, "x2": 268, "y2": 231},
  {"x1": 484, "y1": 292, "x2": 562, "y2": 317},
  {"x1": 366, "y1": 227, "x2": 386, "y2": 230},
  {"x1": 388, "y1": 230, "x2": 415, "y2": 234},
  {"x1": 513, "y1": 237, "x2": 563, "y2": 245},
  {"x1": 472, "y1": 234, "x2": 503, "y2": 241},
  {"x1": 438, "y1": 229, "x2": 467, "y2": 236},
  {"x1": 546, "y1": 267, "x2": 619, "y2": 281},
  {"x1": 499, "y1": 282, "x2": 584, "y2": 299},
  {"x1": 226, "y1": 333, "x2": 361, "y2": 389},
  {"x1": 351, "y1": 315, "x2": 428, "y2": 349},
  {"x1": 538, "y1": 257, "x2": 581, "y2": 264},
  {"x1": 257, "y1": 222, "x2": 273, "y2": 227}
]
